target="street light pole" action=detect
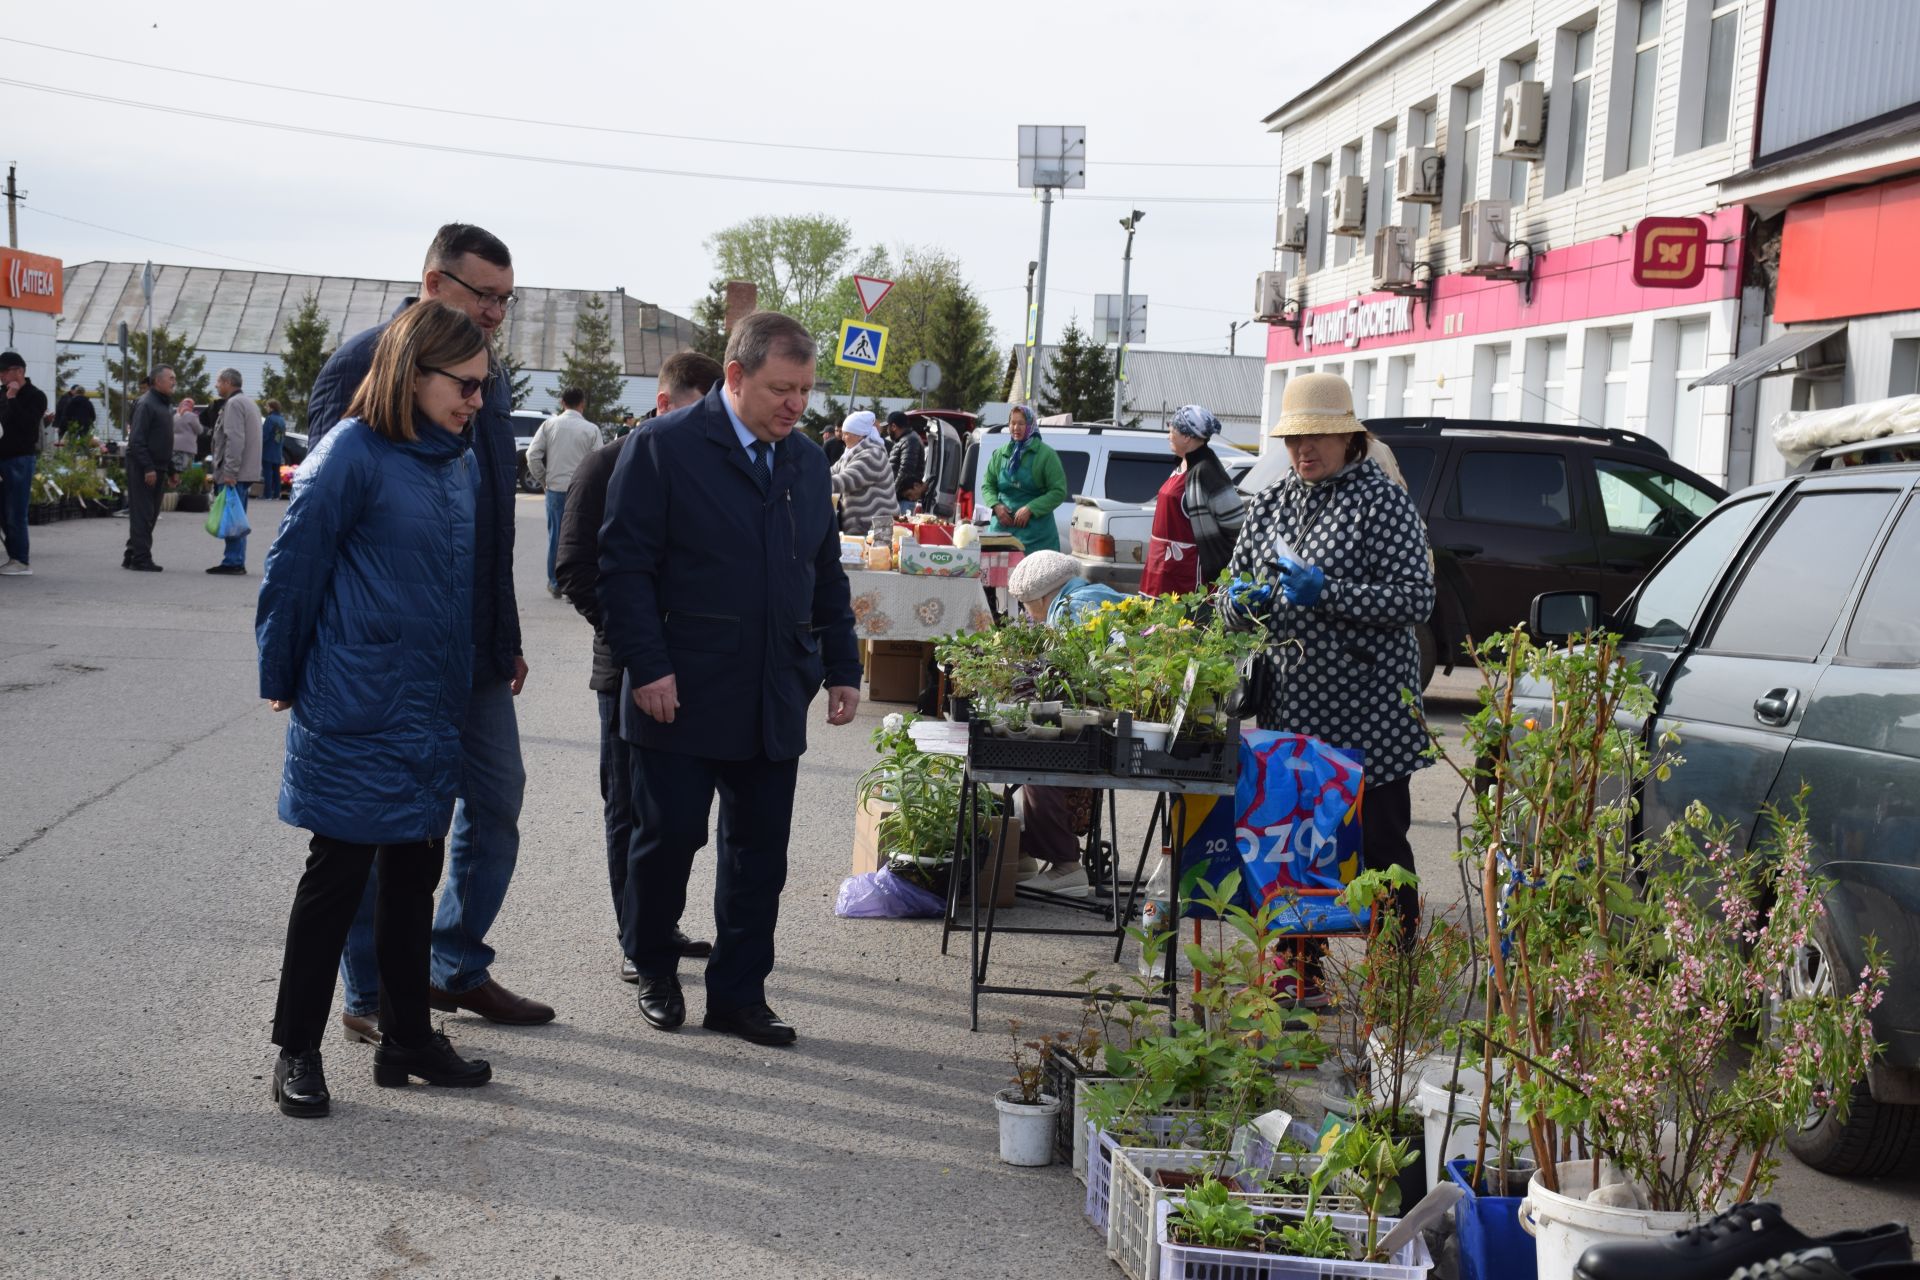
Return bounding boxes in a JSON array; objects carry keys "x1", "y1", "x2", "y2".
[
  {"x1": 1028, "y1": 188, "x2": 1054, "y2": 403},
  {"x1": 1114, "y1": 210, "x2": 1143, "y2": 426}
]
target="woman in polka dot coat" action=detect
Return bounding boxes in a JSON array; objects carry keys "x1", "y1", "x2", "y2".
[{"x1": 1223, "y1": 373, "x2": 1434, "y2": 944}]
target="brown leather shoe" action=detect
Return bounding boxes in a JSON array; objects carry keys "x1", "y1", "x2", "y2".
[
  {"x1": 341, "y1": 1012, "x2": 382, "y2": 1045},
  {"x1": 428, "y1": 978, "x2": 555, "y2": 1026}
]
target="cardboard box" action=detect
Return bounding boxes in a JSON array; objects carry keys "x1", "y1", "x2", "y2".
[
  {"x1": 867, "y1": 641, "x2": 931, "y2": 704},
  {"x1": 897, "y1": 542, "x2": 982, "y2": 577},
  {"x1": 854, "y1": 797, "x2": 1020, "y2": 908}
]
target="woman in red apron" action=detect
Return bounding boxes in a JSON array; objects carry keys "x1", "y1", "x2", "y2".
[{"x1": 1139, "y1": 404, "x2": 1245, "y2": 596}]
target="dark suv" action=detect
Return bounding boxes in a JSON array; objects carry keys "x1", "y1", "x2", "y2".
[
  {"x1": 1359, "y1": 418, "x2": 1725, "y2": 685},
  {"x1": 1532, "y1": 459, "x2": 1920, "y2": 1176}
]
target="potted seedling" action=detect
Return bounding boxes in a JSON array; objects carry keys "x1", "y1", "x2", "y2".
[{"x1": 995, "y1": 1020, "x2": 1061, "y2": 1166}]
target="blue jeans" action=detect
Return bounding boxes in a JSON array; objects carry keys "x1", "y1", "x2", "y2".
[
  {"x1": 0, "y1": 454, "x2": 34, "y2": 565},
  {"x1": 261, "y1": 455, "x2": 282, "y2": 499},
  {"x1": 544, "y1": 489, "x2": 566, "y2": 589},
  {"x1": 220, "y1": 485, "x2": 249, "y2": 567},
  {"x1": 340, "y1": 676, "x2": 526, "y2": 1013}
]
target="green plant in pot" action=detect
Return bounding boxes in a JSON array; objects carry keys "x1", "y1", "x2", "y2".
[{"x1": 856, "y1": 712, "x2": 999, "y2": 892}]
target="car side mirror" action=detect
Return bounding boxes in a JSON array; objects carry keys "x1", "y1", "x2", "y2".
[{"x1": 1530, "y1": 590, "x2": 1601, "y2": 641}]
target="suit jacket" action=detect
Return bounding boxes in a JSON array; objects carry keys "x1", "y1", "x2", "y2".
[
  {"x1": 599, "y1": 383, "x2": 861, "y2": 762},
  {"x1": 554, "y1": 434, "x2": 629, "y2": 693}
]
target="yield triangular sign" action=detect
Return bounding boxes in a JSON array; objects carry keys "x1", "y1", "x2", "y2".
[{"x1": 853, "y1": 275, "x2": 894, "y2": 316}]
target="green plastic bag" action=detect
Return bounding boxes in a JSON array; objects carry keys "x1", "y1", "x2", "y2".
[{"x1": 204, "y1": 485, "x2": 228, "y2": 537}]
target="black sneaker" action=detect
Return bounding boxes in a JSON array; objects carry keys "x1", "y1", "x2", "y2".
[{"x1": 1576, "y1": 1203, "x2": 1911, "y2": 1280}]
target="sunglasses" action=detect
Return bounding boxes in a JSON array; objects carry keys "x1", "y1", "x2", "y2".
[{"x1": 421, "y1": 367, "x2": 487, "y2": 399}]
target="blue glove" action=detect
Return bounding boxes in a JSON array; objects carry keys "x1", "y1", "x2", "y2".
[
  {"x1": 1276, "y1": 557, "x2": 1325, "y2": 607},
  {"x1": 1223, "y1": 576, "x2": 1273, "y2": 623}
]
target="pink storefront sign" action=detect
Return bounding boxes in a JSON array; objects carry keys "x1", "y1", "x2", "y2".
[{"x1": 1266, "y1": 206, "x2": 1746, "y2": 363}]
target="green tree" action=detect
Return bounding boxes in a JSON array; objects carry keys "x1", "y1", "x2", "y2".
[
  {"x1": 1036, "y1": 318, "x2": 1117, "y2": 422},
  {"x1": 924, "y1": 282, "x2": 1002, "y2": 413},
  {"x1": 54, "y1": 347, "x2": 80, "y2": 391},
  {"x1": 495, "y1": 339, "x2": 533, "y2": 409},
  {"x1": 816, "y1": 245, "x2": 999, "y2": 409},
  {"x1": 554, "y1": 293, "x2": 628, "y2": 424},
  {"x1": 258, "y1": 291, "x2": 333, "y2": 430},
  {"x1": 706, "y1": 214, "x2": 858, "y2": 355},
  {"x1": 106, "y1": 326, "x2": 210, "y2": 426},
  {"x1": 691, "y1": 280, "x2": 728, "y2": 363}
]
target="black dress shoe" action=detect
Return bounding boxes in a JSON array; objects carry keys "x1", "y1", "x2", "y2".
[
  {"x1": 205, "y1": 564, "x2": 246, "y2": 575},
  {"x1": 1576, "y1": 1203, "x2": 1911, "y2": 1280},
  {"x1": 703, "y1": 1002, "x2": 796, "y2": 1047},
  {"x1": 124, "y1": 561, "x2": 162, "y2": 572},
  {"x1": 620, "y1": 955, "x2": 640, "y2": 983},
  {"x1": 636, "y1": 975, "x2": 685, "y2": 1030},
  {"x1": 676, "y1": 929, "x2": 714, "y2": 959},
  {"x1": 372, "y1": 1031, "x2": 492, "y2": 1088},
  {"x1": 272, "y1": 1048, "x2": 330, "y2": 1118}
]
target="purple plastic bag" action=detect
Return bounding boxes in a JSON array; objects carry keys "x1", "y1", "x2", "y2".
[{"x1": 834, "y1": 869, "x2": 945, "y2": 919}]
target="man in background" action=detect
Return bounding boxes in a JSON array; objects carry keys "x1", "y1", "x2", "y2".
[
  {"x1": 555, "y1": 350, "x2": 723, "y2": 983},
  {"x1": 123, "y1": 367, "x2": 175, "y2": 573},
  {"x1": 0, "y1": 351, "x2": 47, "y2": 577},
  {"x1": 205, "y1": 368, "x2": 262, "y2": 576},
  {"x1": 526, "y1": 386, "x2": 601, "y2": 598},
  {"x1": 884, "y1": 410, "x2": 924, "y2": 516},
  {"x1": 172, "y1": 397, "x2": 201, "y2": 476},
  {"x1": 55, "y1": 383, "x2": 97, "y2": 439}
]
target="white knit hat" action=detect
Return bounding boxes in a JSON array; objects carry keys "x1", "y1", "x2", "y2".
[
  {"x1": 1007, "y1": 550, "x2": 1080, "y2": 604},
  {"x1": 840, "y1": 410, "x2": 880, "y2": 441}
]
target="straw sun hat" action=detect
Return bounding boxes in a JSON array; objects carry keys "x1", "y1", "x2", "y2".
[{"x1": 1269, "y1": 371, "x2": 1367, "y2": 438}]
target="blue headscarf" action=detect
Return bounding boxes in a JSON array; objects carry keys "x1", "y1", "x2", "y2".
[
  {"x1": 1004, "y1": 404, "x2": 1040, "y2": 480},
  {"x1": 1170, "y1": 404, "x2": 1221, "y2": 440}
]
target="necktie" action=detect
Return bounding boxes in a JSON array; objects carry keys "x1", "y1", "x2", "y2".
[{"x1": 750, "y1": 440, "x2": 773, "y2": 491}]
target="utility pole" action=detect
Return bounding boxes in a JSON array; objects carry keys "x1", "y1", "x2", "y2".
[
  {"x1": 1229, "y1": 319, "x2": 1250, "y2": 356},
  {"x1": 1021, "y1": 259, "x2": 1037, "y2": 398},
  {"x1": 1029, "y1": 187, "x2": 1054, "y2": 403},
  {"x1": 6, "y1": 164, "x2": 18, "y2": 248},
  {"x1": 1114, "y1": 210, "x2": 1143, "y2": 426}
]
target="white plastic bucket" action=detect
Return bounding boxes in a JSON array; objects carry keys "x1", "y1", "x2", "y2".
[
  {"x1": 1369, "y1": 1028, "x2": 1450, "y2": 1111},
  {"x1": 1416, "y1": 1065, "x2": 1516, "y2": 1191},
  {"x1": 1131, "y1": 721, "x2": 1172, "y2": 751},
  {"x1": 996, "y1": 1091, "x2": 1062, "y2": 1166},
  {"x1": 1518, "y1": 1159, "x2": 1694, "y2": 1280}
]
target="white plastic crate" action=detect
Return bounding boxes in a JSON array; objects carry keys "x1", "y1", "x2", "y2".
[
  {"x1": 1083, "y1": 1115, "x2": 1208, "y2": 1232},
  {"x1": 1155, "y1": 1199, "x2": 1434, "y2": 1280},
  {"x1": 1107, "y1": 1146, "x2": 1363, "y2": 1280}
]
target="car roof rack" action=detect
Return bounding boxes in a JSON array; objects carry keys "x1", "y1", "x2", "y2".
[
  {"x1": 977, "y1": 420, "x2": 1165, "y2": 436},
  {"x1": 1362, "y1": 416, "x2": 1668, "y2": 457}
]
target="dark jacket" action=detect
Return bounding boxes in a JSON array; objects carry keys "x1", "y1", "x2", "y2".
[
  {"x1": 0, "y1": 377, "x2": 47, "y2": 459},
  {"x1": 599, "y1": 384, "x2": 862, "y2": 762},
  {"x1": 56, "y1": 392, "x2": 97, "y2": 435},
  {"x1": 257, "y1": 418, "x2": 479, "y2": 843},
  {"x1": 307, "y1": 301, "x2": 522, "y2": 685},
  {"x1": 261, "y1": 411, "x2": 286, "y2": 461},
  {"x1": 127, "y1": 388, "x2": 174, "y2": 476},
  {"x1": 887, "y1": 429, "x2": 924, "y2": 500},
  {"x1": 555, "y1": 434, "x2": 629, "y2": 693},
  {"x1": 1183, "y1": 446, "x2": 1247, "y2": 588}
]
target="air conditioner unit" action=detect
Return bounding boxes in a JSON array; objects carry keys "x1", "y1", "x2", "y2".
[
  {"x1": 1395, "y1": 146, "x2": 1443, "y2": 204},
  {"x1": 1332, "y1": 175, "x2": 1368, "y2": 235},
  {"x1": 1499, "y1": 80, "x2": 1546, "y2": 158},
  {"x1": 1253, "y1": 271, "x2": 1291, "y2": 321},
  {"x1": 1372, "y1": 226, "x2": 1415, "y2": 289},
  {"x1": 1460, "y1": 199, "x2": 1514, "y2": 270},
  {"x1": 1276, "y1": 206, "x2": 1309, "y2": 252}
]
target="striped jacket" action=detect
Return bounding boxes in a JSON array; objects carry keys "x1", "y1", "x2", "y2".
[{"x1": 831, "y1": 436, "x2": 894, "y2": 536}]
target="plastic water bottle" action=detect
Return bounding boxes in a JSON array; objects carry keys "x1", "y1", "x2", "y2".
[{"x1": 1138, "y1": 854, "x2": 1173, "y2": 979}]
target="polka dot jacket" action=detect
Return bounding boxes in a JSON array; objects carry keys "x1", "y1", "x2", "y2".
[{"x1": 1223, "y1": 457, "x2": 1435, "y2": 784}]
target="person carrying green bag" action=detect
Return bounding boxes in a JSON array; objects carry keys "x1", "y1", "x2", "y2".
[
  {"x1": 979, "y1": 403, "x2": 1069, "y2": 552},
  {"x1": 205, "y1": 368, "x2": 263, "y2": 576}
]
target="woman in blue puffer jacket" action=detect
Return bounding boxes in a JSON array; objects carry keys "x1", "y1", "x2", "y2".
[{"x1": 255, "y1": 301, "x2": 493, "y2": 1119}]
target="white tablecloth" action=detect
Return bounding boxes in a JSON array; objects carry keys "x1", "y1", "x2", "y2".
[{"x1": 844, "y1": 570, "x2": 994, "y2": 641}]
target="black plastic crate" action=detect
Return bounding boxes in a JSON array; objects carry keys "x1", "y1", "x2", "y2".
[
  {"x1": 1108, "y1": 718, "x2": 1241, "y2": 784},
  {"x1": 967, "y1": 718, "x2": 1108, "y2": 775}
]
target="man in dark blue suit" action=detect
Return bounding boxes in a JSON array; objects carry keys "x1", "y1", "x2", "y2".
[{"x1": 600, "y1": 310, "x2": 862, "y2": 1047}]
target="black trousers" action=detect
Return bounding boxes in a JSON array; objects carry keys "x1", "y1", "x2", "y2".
[
  {"x1": 1362, "y1": 775, "x2": 1420, "y2": 937},
  {"x1": 271, "y1": 834, "x2": 444, "y2": 1052},
  {"x1": 622, "y1": 747, "x2": 797, "y2": 1011},
  {"x1": 124, "y1": 475, "x2": 160, "y2": 564}
]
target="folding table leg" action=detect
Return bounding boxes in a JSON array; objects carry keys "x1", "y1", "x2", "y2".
[
  {"x1": 1111, "y1": 796, "x2": 1167, "y2": 964},
  {"x1": 940, "y1": 768, "x2": 973, "y2": 956}
]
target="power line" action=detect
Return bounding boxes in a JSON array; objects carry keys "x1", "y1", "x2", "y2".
[
  {"x1": 24, "y1": 203, "x2": 304, "y2": 270},
  {"x1": 0, "y1": 77, "x2": 1273, "y2": 207},
  {"x1": 1, "y1": 36, "x2": 1276, "y2": 171}
]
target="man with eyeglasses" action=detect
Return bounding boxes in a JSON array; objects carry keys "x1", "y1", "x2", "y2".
[{"x1": 303, "y1": 222, "x2": 549, "y2": 1042}]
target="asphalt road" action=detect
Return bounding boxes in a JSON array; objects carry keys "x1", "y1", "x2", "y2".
[{"x1": 1, "y1": 498, "x2": 1911, "y2": 1279}]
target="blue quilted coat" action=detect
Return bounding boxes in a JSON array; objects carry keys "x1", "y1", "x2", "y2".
[{"x1": 257, "y1": 417, "x2": 479, "y2": 843}]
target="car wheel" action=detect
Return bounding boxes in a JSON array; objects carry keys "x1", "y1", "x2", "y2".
[
  {"x1": 1416, "y1": 623, "x2": 1438, "y2": 692},
  {"x1": 1780, "y1": 926, "x2": 1920, "y2": 1177}
]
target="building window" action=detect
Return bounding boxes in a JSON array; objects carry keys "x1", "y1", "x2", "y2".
[
  {"x1": 1891, "y1": 338, "x2": 1920, "y2": 397},
  {"x1": 1664, "y1": 317, "x2": 1711, "y2": 468},
  {"x1": 1404, "y1": 102, "x2": 1437, "y2": 236},
  {"x1": 1336, "y1": 140, "x2": 1362, "y2": 266},
  {"x1": 1524, "y1": 335, "x2": 1569, "y2": 421},
  {"x1": 1386, "y1": 355, "x2": 1413, "y2": 414},
  {"x1": 1615, "y1": 0, "x2": 1663, "y2": 175},
  {"x1": 1553, "y1": 23, "x2": 1597, "y2": 195},
  {"x1": 1353, "y1": 359, "x2": 1378, "y2": 420},
  {"x1": 1308, "y1": 158, "x2": 1330, "y2": 273},
  {"x1": 1474, "y1": 342, "x2": 1514, "y2": 418},
  {"x1": 1700, "y1": 1, "x2": 1739, "y2": 147},
  {"x1": 1446, "y1": 81, "x2": 1484, "y2": 229},
  {"x1": 1501, "y1": 54, "x2": 1539, "y2": 207},
  {"x1": 1368, "y1": 123, "x2": 1396, "y2": 243},
  {"x1": 1283, "y1": 170, "x2": 1305, "y2": 277},
  {"x1": 1584, "y1": 326, "x2": 1632, "y2": 431}
]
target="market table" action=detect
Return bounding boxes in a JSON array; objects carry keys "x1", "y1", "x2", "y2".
[{"x1": 844, "y1": 569, "x2": 995, "y2": 642}]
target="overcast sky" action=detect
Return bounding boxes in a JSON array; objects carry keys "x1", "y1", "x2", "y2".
[{"x1": 4, "y1": 0, "x2": 1430, "y2": 358}]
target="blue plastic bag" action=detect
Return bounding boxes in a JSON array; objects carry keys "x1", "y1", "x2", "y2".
[
  {"x1": 834, "y1": 869, "x2": 945, "y2": 919},
  {"x1": 215, "y1": 484, "x2": 251, "y2": 539}
]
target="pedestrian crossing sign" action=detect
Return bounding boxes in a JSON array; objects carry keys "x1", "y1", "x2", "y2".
[{"x1": 835, "y1": 319, "x2": 888, "y2": 373}]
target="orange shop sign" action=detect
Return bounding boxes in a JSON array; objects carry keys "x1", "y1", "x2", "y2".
[
  {"x1": 1631, "y1": 217, "x2": 1708, "y2": 289},
  {"x1": 1, "y1": 247, "x2": 63, "y2": 314}
]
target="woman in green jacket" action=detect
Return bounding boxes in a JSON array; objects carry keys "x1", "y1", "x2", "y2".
[{"x1": 980, "y1": 404, "x2": 1069, "y2": 552}]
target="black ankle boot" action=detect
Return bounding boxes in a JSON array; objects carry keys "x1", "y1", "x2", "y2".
[
  {"x1": 372, "y1": 1030, "x2": 492, "y2": 1088},
  {"x1": 272, "y1": 1048, "x2": 330, "y2": 1118}
]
